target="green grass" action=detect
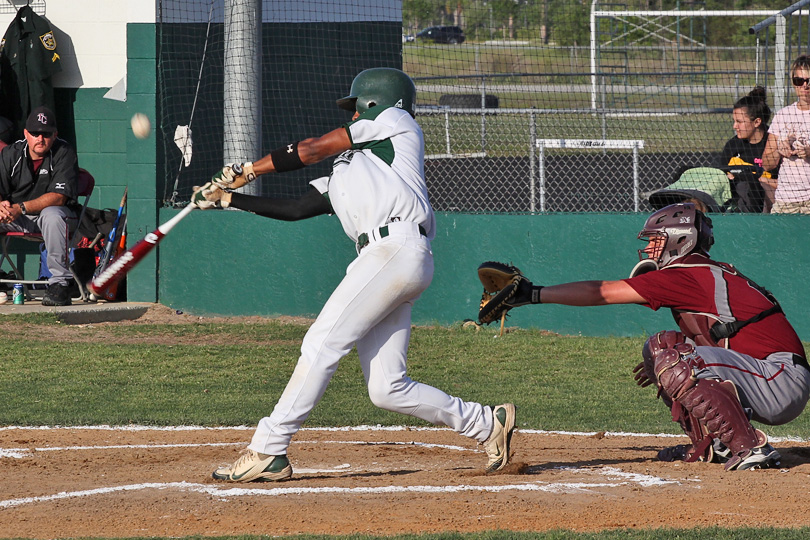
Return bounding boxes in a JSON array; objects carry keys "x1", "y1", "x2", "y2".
[
  {"x1": 2, "y1": 319, "x2": 809, "y2": 438},
  {"x1": 418, "y1": 111, "x2": 733, "y2": 156},
  {"x1": 403, "y1": 42, "x2": 762, "y2": 86},
  {"x1": 2, "y1": 317, "x2": 810, "y2": 540},
  {"x1": 404, "y1": 42, "x2": 744, "y2": 156}
]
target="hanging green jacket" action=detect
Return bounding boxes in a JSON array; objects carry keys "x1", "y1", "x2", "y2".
[{"x1": 0, "y1": 5, "x2": 62, "y2": 139}]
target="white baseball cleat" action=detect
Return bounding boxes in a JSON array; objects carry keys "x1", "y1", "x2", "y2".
[
  {"x1": 484, "y1": 403, "x2": 516, "y2": 472},
  {"x1": 212, "y1": 449, "x2": 293, "y2": 482}
]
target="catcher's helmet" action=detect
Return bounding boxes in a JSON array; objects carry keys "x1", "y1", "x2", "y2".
[
  {"x1": 336, "y1": 68, "x2": 416, "y2": 117},
  {"x1": 637, "y1": 203, "x2": 714, "y2": 268}
]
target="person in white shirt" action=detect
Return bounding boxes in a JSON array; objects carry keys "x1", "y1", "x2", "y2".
[
  {"x1": 193, "y1": 67, "x2": 516, "y2": 483},
  {"x1": 762, "y1": 55, "x2": 810, "y2": 213}
]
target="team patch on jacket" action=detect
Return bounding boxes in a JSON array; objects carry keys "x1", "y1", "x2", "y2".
[{"x1": 39, "y1": 31, "x2": 57, "y2": 50}]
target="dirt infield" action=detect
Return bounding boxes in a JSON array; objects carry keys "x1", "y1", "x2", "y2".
[
  {"x1": 4, "y1": 425, "x2": 810, "y2": 538},
  {"x1": 3, "y1": 306, "x2": 810, "y2": 538}
]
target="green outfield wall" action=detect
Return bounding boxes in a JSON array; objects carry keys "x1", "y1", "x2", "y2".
[{"x1": 159, "y1": 210, "x2": 810, "y2": 340}]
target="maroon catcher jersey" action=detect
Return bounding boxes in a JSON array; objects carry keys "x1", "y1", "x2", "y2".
[{"x1": 624, "y1": 253, "x2": 805, "y2": 360}]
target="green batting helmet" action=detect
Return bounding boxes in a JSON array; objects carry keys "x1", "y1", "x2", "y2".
[{"x1": 336, "y1": 68, "x2": 416, "y2": 117}]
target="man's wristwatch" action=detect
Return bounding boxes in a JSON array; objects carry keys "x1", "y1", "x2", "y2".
[{"x1": 18, "y1": 202, "x2": 27, "y2": 215}]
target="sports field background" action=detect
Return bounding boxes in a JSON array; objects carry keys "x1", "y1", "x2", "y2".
[{"x1": 1, "y1": 1, "x2": 807, "y2": 317}]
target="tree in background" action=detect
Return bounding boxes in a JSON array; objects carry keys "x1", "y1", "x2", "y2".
[
  {"x1": 547, "y1": 0, "x2": 589, "y2": 46},
  {"x1": 403, "y1": 0, "x2": 437, "y2": 35},
  {"x1": 402, "y1": 0, "x2": 791, "y2": 46}
]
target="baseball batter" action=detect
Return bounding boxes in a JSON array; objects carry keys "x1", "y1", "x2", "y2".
[
  {"x1": 479, "y1": 203, "x2": 809, "y2": 470},
  {"x1": 193, "y1": 68, "x2": 516, "y2": 482}
]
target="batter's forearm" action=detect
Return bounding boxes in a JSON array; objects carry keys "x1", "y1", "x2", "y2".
[
  {"x1": 252, "y1": 127, "x2": 352, "y2": 175},
  {"x1": 229, "y1": 187, "x2": 331, "y2": 221}
]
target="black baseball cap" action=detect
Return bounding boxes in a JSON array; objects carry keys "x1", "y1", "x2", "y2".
[{"x1": 25, "y1": 106, "x2": 58, "y2": 134}]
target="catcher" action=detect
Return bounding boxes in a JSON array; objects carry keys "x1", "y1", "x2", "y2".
[{"x1": 478, "y1": 202, "x2": 809, "y2": 470}]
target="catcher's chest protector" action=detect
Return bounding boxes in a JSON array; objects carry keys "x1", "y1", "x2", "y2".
[
  {"x1": 666, "y1": 259, "x2": 738, "y2": 348},
  {"x1": 673, "y1": 311, "x2": 725, "y2": 348}
]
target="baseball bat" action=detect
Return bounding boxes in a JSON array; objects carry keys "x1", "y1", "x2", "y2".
[
  {"x1": 88, "y1": 203, "x2": 196, "y2": 296},
  {"x1": 99, "y1": 215, "x2": 128, "y2": 301},
  {"x1": 94, "y1": 187, "x2": 128, "y2": 278},
  {"x1": 88, "y1": 232, "x2": 104, "y2": 249}
]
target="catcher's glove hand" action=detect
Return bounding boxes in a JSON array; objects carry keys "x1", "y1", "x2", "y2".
[{"x1": 477, "y1": 261, "x2": 541, "y2": 325}]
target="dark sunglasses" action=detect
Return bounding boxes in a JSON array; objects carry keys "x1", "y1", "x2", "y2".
[
  {"x1": 29, "y1": 131, "x2": 54, "y2": 138},
  {"x1": 793, "y1": 76, "x2": 810, "y2": 87}
]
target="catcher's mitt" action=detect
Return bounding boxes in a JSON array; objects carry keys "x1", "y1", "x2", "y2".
[{"x1": 477, "y1": 261, "x2": 529, "y2": 326}]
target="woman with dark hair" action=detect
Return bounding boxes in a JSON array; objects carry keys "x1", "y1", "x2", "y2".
[{"x1": 721, "y1": 86, "x2": 775, "y2": 213}]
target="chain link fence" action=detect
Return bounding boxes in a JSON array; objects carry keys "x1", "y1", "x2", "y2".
[{"x1": 157, "y1": 1, "x2": 810, "y2": 214}]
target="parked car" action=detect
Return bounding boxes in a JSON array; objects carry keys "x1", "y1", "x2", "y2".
[
  {"x1": 416, "y1": 26, "x2": 465, "y2": 44},
  {"x1": 402, "y1": 33, "x2": 415, "y2": 43}
]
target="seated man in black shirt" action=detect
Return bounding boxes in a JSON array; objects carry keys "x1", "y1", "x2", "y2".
[{"x1": 0, "y1": 107, "x2": 79, "y2": 305}]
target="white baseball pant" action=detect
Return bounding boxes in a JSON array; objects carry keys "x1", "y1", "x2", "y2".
[{"x1": 250, "y1": 227, "x2": 493, "y2": 456}]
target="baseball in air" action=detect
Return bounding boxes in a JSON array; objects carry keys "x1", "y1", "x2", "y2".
[
  {"x1": 0, "y1": 292, "x2": 7, "y2": 304},
  {"x1": 131, "y1": 113, "x2": 151, "y2": 139}
]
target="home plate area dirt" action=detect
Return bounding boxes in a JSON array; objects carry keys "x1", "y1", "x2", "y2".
[{"x1": 3, "y1": 425, "x2": 810, "y2": 538}]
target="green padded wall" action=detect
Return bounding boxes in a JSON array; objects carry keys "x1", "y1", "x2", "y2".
[{"x1": 160, "y1": 210, "x2": 810, "y2": 340}]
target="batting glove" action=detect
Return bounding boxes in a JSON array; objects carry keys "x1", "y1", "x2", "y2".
[
  {"x1": 211, "y1": 162, "x2": 256, "y2": 190},
  {"x1": 192, "y1": 182, "x2": 232, "y2": 210}
]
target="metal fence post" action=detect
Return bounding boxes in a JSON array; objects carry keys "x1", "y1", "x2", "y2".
[
  {"x1": 538, "y1": 140, "x2": 546, "y2": 212},
  {"x1": 530, "y1": 109, "x2": 537, "y2": 213},
  {"x1": 445, "y1": 109, "x2": 451, "y2": 155},
  {"x1": 224, "y1": 0, "x2": 262, "y2": 196},
  {"x1": 480, "y1": 75, "x2": 487, "y2": 154},
  {"x1": 775, "y1": 15, "x2": 787, "y2": 110},
  {"x1": 633, "y1": 141, "x2": 640, "y2": 212}
]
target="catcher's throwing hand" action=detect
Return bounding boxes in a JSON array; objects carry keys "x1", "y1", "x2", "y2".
[
  {"x1": 632, "y1": 361, "x2": 654, "y2": 388},
  {"x1": 191, "y1": 181, "x2": 233, "y2": 210},
  {"x1": 477, "y1": 261, "x2": 542, "y2": 325}
]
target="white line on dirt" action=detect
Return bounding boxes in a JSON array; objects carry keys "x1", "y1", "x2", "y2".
[
  {"x1": 1, "y1": 440, "x2": 470, "y2": 459},
  {"x1": 1, "y1": 441, "x2": 241, "y2": 458},
  {"x1": 0, "y1": 425, "x2": 692, "y2": 509},
  {"x1": 0, "y1": 425, "x2": 803, "y2": 442},
  {"x1": 0, "y1": 476, "x2": 679, "y2": 509}
]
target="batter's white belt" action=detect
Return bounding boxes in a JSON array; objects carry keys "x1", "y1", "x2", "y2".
[{"x1": 356, "y1": 221, "x2": 427, "y2": 253}]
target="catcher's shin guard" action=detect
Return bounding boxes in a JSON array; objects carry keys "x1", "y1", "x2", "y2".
[{"x1": 647, "y1": 331, "x2": 767, "y2": 469}]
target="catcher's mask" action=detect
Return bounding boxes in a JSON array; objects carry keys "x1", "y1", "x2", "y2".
[
  {"x1": 637, "y1": 203, "x2": 714, "y2": 268},
  {"x1": 336, "y1": 67, "x2": 416, "y2": 117}
]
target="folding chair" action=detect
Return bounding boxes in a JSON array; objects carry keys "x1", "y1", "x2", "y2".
[{"x1": 0, "y1": 168, "x2": 96, "y2": 302}]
